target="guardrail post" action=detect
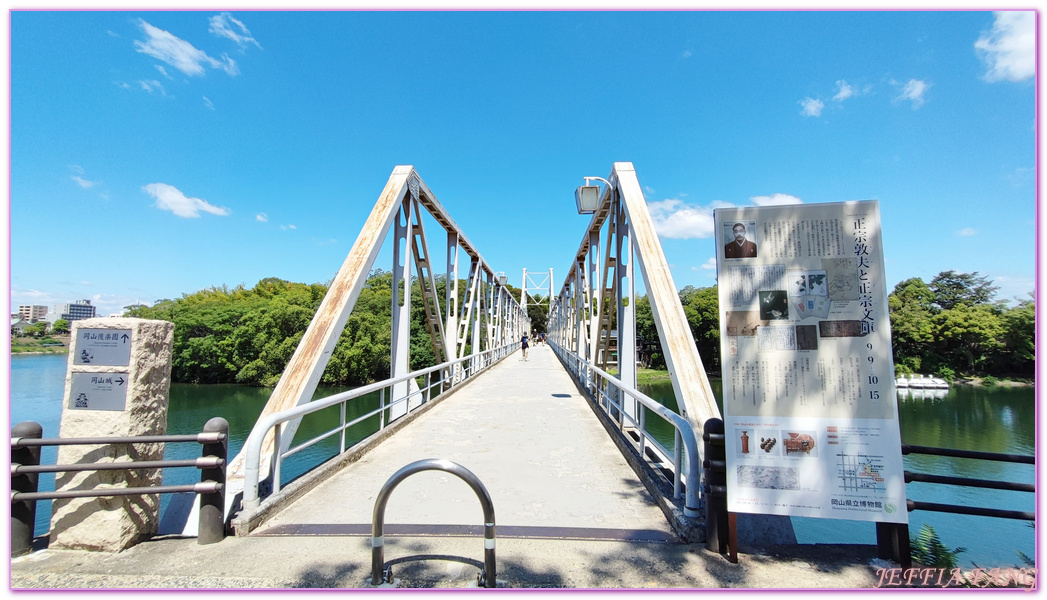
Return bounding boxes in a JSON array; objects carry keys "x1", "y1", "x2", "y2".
[
  {"x1": 198, "y1": 417, "x2": 228, "y2": 545},
  {"x1": 702, "y1": 418, "x2": 730, "y2": 557},
  {"x1": 11, "y1": 421, "x2": 43, "y2": 557}
]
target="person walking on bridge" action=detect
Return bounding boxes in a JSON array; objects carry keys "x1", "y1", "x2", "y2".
[{"x1": 521, "y1": 333, "x2": 530, "y2": 361}]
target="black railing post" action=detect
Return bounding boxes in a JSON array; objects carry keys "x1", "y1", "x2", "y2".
[
  {"x1": 11, "y1": 421, "x2": 43, "y2": 557},
  {"x1": 198, "y1": 417, "x2": 228, "y2": 545},
  {"x1": 876, "y1": 521, "x2": 911, "y2": 569},
  {"x1": 702, "y1": 418, "x2": 728, "y2": 555}
]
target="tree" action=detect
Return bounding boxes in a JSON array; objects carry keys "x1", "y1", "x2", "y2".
[
  {"x1": 999, "y1": 294, "x2": 1035, "y2": 375},
  {"x1": 888, "y1": 278, "x2": 937, "y2": 373},
  {"x1": 52, "y1": 319, "x2": 70, "y2": 334},
  {"x1": 25, "y1": 322, "x2": 49, "y2": 337},
  {"x1": 634, "y1": 295, "x2": 665, "y2": 369},
  {"x1": 930, "y1": 303, "x2": 1004, "y2": 374},
  {"x1": 682, "y1": 286, "x2": 720, "y2": 372},
  {"x1": 929, "y1": 270, "x2": 998, "y2": 311}
]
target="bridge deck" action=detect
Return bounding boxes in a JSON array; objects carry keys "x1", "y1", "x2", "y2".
[
  {"x1": 255, "y1": 343, "x2": 675, "y2": 540},
  {"x1": 11, "y1": 344, "x2": 882, "y2": 588}
]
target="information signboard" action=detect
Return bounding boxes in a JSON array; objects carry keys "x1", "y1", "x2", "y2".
[
  {"x1": 714, "y1": 201, "x2": 907, "y2": 524},
  {"x1": 68, "y1": 372, "x2": 129, "y2": 412},
  {"x1": 73, "y1": 329, "x2": 133, "y2": 366}
]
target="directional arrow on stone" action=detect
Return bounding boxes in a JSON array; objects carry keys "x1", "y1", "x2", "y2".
[
  {"x1": 115, "y1": 377, "x2": 125, "y2": 386},
  {"x1": 121, "y1": 334, "x2": 130, "y2": 343}
]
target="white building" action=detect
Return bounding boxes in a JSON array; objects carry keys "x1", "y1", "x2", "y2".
[
  {"x1": 18, "y1": 305, "x2": 48, "y2": 323},
  {"x1": 50, "y1": 299, "x2": 97, "y2": 323}
]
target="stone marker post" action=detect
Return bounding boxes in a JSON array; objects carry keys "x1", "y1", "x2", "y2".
[{"x1": 49, "y1": 318, "x2": 175, "y2": 552}]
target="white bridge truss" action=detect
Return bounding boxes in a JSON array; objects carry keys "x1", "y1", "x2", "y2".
[
  {"x1": 547, "y1": 162, "x2": 719, "y2": 430},
  {"x1": 225, "y1": 166, "x2": 528, "y2": 489}
]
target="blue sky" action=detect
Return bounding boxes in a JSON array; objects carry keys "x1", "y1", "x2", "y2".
[{"x1": 7, "y1": 10, "x2": 1037, "y2": 317}]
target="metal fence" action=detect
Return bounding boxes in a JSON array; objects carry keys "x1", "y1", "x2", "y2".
[
  {"x1": 875, "y1": 443, "x2": 1034, "y2": 569},
  {"x1": 10, "y1": 418, "x2": 229, "y2": 556},
  {"x1": 241, "y1": 342, "x2": 519, "y2": 511},
  {"x1": 549, "y1": 340, "x2": 702, "y2": 522}
]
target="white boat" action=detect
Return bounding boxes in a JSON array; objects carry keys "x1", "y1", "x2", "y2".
[
  {"x1": 895, "y1": 376, "x2": 909, "y2": 388},
  {"x1": 928, "y1": 377, "x2": 949, "y2": 390},
  {"x1": 905, "y1": 374, "x2": 949, "y2": 390}
]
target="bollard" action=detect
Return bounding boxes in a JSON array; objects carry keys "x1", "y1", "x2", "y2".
[
  {"x1": 702, "y1": 418, "x2": 728, "y2": 555},
  {"x1": 11, "y1": 422, "x2": 43, "y2": 557},
  {"x1": 197, "y1": 417, "x2": 228, "y2": 545},
  {"x1": 372, "y1": 459, "x2": 497, "y2": 587}
]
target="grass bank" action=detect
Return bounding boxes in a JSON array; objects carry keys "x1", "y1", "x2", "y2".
[{"x1": 11, "y1": 335, "x2": 70, "y2": 354}]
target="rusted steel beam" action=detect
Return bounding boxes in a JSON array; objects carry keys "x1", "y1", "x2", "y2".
[
  {"x1": 612, "y1": 162, "x2": 719, "y2": 428},
  {"x1": 226, "y1": 166, "x2": 413, "y2": 483}
]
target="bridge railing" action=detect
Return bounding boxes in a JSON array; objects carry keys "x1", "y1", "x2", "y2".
[
  {"x1": 550, "y1": 341, "x2": 701, "y2": 520},
  {"x1": 241, "y1": 342, "x2": 518, "y2": 511}
]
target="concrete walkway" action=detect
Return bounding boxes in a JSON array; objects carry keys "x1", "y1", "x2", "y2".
[
  {"x1": 257, "y1": 342, "x2": 673, "y2": 536},
  {"x1": 10, "y1": 345, "x2": 885, "y2": 589}
]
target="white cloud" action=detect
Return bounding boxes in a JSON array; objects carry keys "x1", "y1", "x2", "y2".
[
  {"x1": 956, "y1": 227, "x2": 977, "y2": 236},
  {"x1": 142, "y1": 182, "x2": 231, "y2": 218},
  {"x1": 976, "y1": 11, "x2": 1035, "y2": 82},
  {"x1": 256, "y1": 212, "x2": 268, "y2": 222},
  {"x1": 992, "y1": 275, "x2": 1035, "y2": 305},
  {"x1": 833, "y1": 80, "x2": 854, "y2": 101},
  {"x1": 800, "y1": 97, "x2": 824, "y2": 117},
  {"x1": 647, "y1": 198, "x2": 721, "y2": 239},
  {"x1": 209, "y1": 13, "x2": 262, "y2": 50},
  {"x1": 751, "y1": 193, "x2": 803, "y2": 206},
  {"x1": 138, "y1": 79, "x2": 167, "y2": 95},
  {"x1": 134, "y1": 19, "x2": 239, "y2": 77},
  {"x1": 72, "y1": 176, "x2": 99, "y2": 189},
  {"x1": 699, "y1": 257, "x2": 717, "y2": 271},
  {"x1": 681, "y1": 50, "x2": 693, "y2": 59},
  {"x1": 897, "y1": 79, "x2": 929, "y2": 109},
  {"x1": 155, "y1": 65, "x2": 172, "y2": 79},
  {"x1": 203, "y1": 96, "x2": 215, "y2": 110},
  {"x1": 69, "y1": 165, "x2": 100, "y2": 188},
  {"x1": 280, "y1": 224, "x2": 298, "y2": 230}
]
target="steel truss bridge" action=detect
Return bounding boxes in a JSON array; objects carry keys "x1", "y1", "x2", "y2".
[{"x1": 209, "y1": 162, "x2": 722, "y2": 543}]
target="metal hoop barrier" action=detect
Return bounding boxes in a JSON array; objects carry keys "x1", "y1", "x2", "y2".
[{"x1": 371, "y1": 459, "x2": 496, "y2": 588}]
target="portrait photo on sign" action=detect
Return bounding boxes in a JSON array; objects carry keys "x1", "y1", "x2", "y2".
[{"x1": 724, "y1": 221, "x2": 758, "y2": 259}]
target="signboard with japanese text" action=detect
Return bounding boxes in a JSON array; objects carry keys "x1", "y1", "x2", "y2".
[
  {"x1": 714, "y1": 201, "x2": 907, "y2": 524},
  {"x1": 73, "y1": 328, "x2": 133, "y2": 366},
  {"x1": 68, "y1": 372, "x2": 129, "y2": 412}
]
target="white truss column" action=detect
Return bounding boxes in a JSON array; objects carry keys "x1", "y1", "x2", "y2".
[
  {"x1": 616, "y1": 201, "x2": 638, "y2": 421},
  {"x1": 588, "y1": 229, "x2": 601, "y2": 365},
  {"x1": 390, "y1": 193, "x2": 414, "y2": 422},
  {"x1": 444, "y1": 233, "x2": 460, "y2": 366}
]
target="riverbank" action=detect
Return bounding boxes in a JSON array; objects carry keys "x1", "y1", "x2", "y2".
[{"x1": 11, "y1": 334, "x2": 71, "y2": 355}]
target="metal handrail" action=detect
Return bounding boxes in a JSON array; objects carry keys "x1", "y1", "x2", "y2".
[
  {"x1": 549, "y1": 341, "x2": 701, "y2": 519},
  {"x1": 10, "y1": 418, "x2": 229, "y2": 556},
  {"x1": 242, "y1": 342, "x2": 518, "y2": 511}
]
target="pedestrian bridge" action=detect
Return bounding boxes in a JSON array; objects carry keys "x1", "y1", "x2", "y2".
[{"x1": 214, "y1": 163, "x2": 727, "y2": 562}]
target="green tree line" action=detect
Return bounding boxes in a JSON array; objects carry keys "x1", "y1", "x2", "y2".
[
  {"x1": 128, "y1": 271, "x2": 488, "y2": 387},
  {"x1": 130, "y1": 268, "x2": 1030, "y2": 386},
  {"x1": 633, "y1": 270, "x2": 1033, "y2": 380}
]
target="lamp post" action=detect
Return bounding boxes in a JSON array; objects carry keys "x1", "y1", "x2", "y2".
[{"x1": 574, "y1": 176, "x2": 612, "y2": 214}]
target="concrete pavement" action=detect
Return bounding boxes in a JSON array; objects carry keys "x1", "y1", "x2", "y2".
[{"x1": 10, "y1": 345, "x2": 885, "y2": 589}]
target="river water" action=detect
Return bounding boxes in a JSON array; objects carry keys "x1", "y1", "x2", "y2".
[{"x1": 11, "y1": 353, "x2": 1034, "y2": 569}]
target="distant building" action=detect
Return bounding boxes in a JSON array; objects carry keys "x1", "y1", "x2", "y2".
[
  {"x1": 52, "y1": 299, "x2": 97, "y2": 322},
  {"x1": 11, "y1": 317, "x2": 29, "y2": 336},
  {"x1": 18, "y1": 305, "x2": 48, "y2": 323}
]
